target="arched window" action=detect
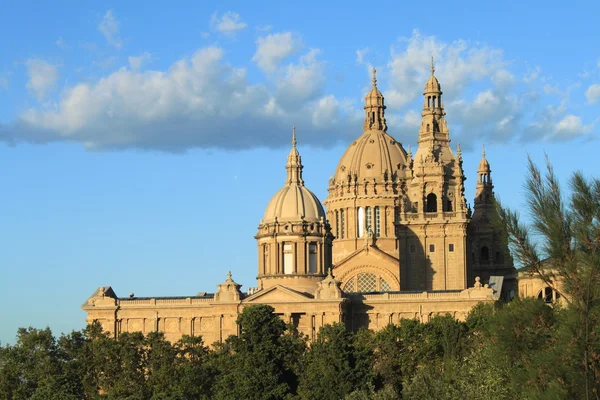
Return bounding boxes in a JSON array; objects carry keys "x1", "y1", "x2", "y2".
[
  {"x1": 344, "y1": 273, "x2": 393, "y2": 293},
  {"x1": 340, "y1": 210, "x2": 345, "y2": 239},
  {"x1": 426, "y1": 193, "x2": 437, "y2": 212},
  {"x1": 432, "y1": 96, "x2": 436, "y2": 107},
  {"x1": 335, "y1": 211, "x2": 339, "y2": 237},
  {"x1": 537, "y1": 287, "x2": 560, "y2": 304},
  {"x1": 446, "y1": 199, "x2": 453, "y2": 212},
  {"x1": 426, "y1": 124, "x2": 430, "y2": 132},
  {"x1": 365, "y1": 206, "x2": 372, "y2": 234},
  {"x1": 428, "y1": 96, "x2": 431, "y2": 107},
  {"x1": 480, "y1": 246, "x2": 489, "y2": 262},
  {"x1": 343, "y1": 277, "x2": 355, "y2": 292}
]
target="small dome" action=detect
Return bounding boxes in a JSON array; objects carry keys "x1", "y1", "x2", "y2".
[
  {"x1": 424, "y1": 57, "x2": 442, "y2": 94},
  {"x1": 263, "y1": 185, "x2": 325, "y2": 223},
  {"x1": 262, "y1": 127, "x2": 325, "y2": 224},
  {"x1": 424, "y1": 74, "x2": 441, "y2": 93},
  {"x1": 333, "y1": 130, "x2": 408, "y2": 182},
  {"x1": 478, "y1": 145, "x2": 491, "y2": 172},
  {"x1": 478, "y1": 157, "x2": 490, "y2": 172}
]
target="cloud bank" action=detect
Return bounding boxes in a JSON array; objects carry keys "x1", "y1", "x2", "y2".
[{"x1": 1, "y1": 27, "x2": 595, "y2": 152}]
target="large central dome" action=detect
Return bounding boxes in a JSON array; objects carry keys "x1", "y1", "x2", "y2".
[{"x1": 334, "y1": 130, "x2": 408, "y2": 182}]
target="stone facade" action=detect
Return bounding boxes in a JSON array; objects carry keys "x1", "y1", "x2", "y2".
[{"x1": 83, "y1": 61, "x2": 517, "y2": 343}]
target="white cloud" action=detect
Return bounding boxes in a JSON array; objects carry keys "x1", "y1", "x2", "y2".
[
  {"x1": 128, "y1": 52, "x2": 152, "y2": 70},
  {"x1": 385, "y1": 30, "x2": 507, "y2": 110},
  {"x1": 25, "y1": 59, "x2": 59, "y2": 100},
  {"x1": 0, "y1": 75, "x2": 7, "y2": 90},
  {"x1": 256, "y1": 25, "x2": 272, "y2": 32},
  {"x1": 99, "y1": 10, "x2": 122, "y2": 49},
  {"x1": 210, "y1": 11, "x2": 247, "y2": 36},
  {"x1": 525, "y1": 106, "x2": 592, "y2": 141},
  {"x1": 523, "y1": 66, "x2": 541, "y2": 83},
  {"x1": 586, "y1": 84, "x2": 600, "y2": 104},
  {"x1": 253, "y1": 32, "x2": 302, "y2": 73},
  {"x1": 275, "y1": 49, "x2": 325, "y2": 110},
  {"x1": 9, "y1": 45, "x2": 355, "y2": 151}
]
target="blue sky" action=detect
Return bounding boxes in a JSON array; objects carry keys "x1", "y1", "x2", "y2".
[{"x1": 1, "y1": 0, "x2": 599, "y2": 344}]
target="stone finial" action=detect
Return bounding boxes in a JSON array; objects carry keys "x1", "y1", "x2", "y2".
[
  {"x1": 482, "y1": 143, "x2": 486, "y2": 158},
  {"x1": 215, "y1": 271, "x2": 242, "y2": 302},
  {"x1": 474, "y1": 276, "x2": 482, "y2": 288},
  {"x1": 430, "y1": 56, "x2": 435, "y2": 76},
  {"x1": 372, "y1": 67, "x2": 377, "y2": 87},
  {"x1": 292, "y1": 125, "x2": 297, "y2": 148}
]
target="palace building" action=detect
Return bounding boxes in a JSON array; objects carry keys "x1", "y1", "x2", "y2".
[{"x1": 83, "y1": 62, "x2": 517, "y2": 344}]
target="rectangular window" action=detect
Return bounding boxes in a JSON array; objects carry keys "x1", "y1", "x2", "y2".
[
  {"x1": 374, "y1": 206, "x2": 380, "y2": 237},
  {"x1": 283, "y1": 243, "x2": 294, "y2": 274},
  {"x1": 357, "y1": 207, "x2": 365, "y2": 238},
  {"x1": 263, "y1": 244, "x2": 269, "y2": 273},
  {"x1": 308, "y1": 243, "x2": 317, "y2": 273},
  {"x1": 449, "y1": 243, "x2": 454, "y2": 252},
  {"x1": 335, "y1": 211, "x2": 339, "y2": 238},
  {"x1": 394, "y1": 206, "x2": 400, "y2": 223},
  {"x1": 340, "y1": 210, "x2": 345, "y2": 239},
  {"x1": 366, "y1": 206, "x2": 372, "y2": 235},
  {"x1": 429, "y1": 244, "x2": 435, "y2": 252}
]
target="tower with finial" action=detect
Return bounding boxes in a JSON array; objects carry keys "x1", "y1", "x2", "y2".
[
  {"x1": 398, "y1": 58, "x2": 470, "y2": 291},
  {"x1": 468, "y1": 144, "x2": 515, "y2": 297},
  {"x1": 256, "y1": 126, "x2": 333, "y2": 294}
]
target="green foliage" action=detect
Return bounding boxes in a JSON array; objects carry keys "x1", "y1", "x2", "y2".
[
  {"x1": 497, "y1": 157, "x2": 600, "y2": 398},
  {"x1": 298, "y1": 323, "x2": 372, "y2": 400},
  {"x1": 213, "y1": 304, "x2": 306, "y2": 400}
]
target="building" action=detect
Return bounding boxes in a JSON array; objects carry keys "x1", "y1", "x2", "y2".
[{"x1": 83, "y1": 62, "x2": 516, "y2": 344}]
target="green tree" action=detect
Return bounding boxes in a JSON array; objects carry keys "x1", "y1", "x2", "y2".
[
  {"x1": 298, "y1": 323, "x2": 372, "y2": 400},
  {"x1": 174, "y1": 335, "x2": 215, "y2": 399},
  {"x1": 498, "y1": 157, "x2": 600, "y2": 398},
  {"x1": 0, "y1": 327, "x2": 82, "y2": 400},
  {"x1": 214, "y1": 304, "x2": 305, "y2": 400}
]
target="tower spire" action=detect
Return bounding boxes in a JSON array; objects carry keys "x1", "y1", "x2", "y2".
[
  {"x1": 286, "y1": 126, "x2": 304, "y2": 185},
  {"x1": 292, "y1": 125, "x2": 297, "y2": 148},
  {"x1": 372, "y1": 67, "x2": 377, "y2": 87},
  {"x1": 430, "y1": 56, "x2": 435, "y2": 76}
]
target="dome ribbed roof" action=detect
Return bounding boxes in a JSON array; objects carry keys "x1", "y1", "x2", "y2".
[
  {"x1": 263, "y1": 185, "x2": 325, "y2": 223},
  {"x1": 334, "y1": 130, "x2": 408, "y2": 182}
]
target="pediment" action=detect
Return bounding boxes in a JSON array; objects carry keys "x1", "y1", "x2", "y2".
[
  {"x1": 243, "y1": 285, "x2": 314, "y2": 303},
  {"x1": 335, "y1": 245, "x2": 399, "y2": 268}
]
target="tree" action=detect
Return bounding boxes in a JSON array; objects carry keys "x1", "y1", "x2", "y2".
[
  {"x1": 497, "y1": 156, "x2": 600, "y2": 399},
  {"x1": 214, "y1": 304, "x2": 305, "y2": 400},
  {"x1": 298, "y1": 323, "x2": 372, "y2": 400},
  {"x1": 0, "y1": 327, "x2": 82, "y2": 400}
]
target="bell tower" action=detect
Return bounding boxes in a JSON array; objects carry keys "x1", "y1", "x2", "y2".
[
  {"x1": 468, "y1": 146, "x2": 516, "y2": 297},
  {"x1": 398, "y1": 58, "x2": 469, "y2": 291}
]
